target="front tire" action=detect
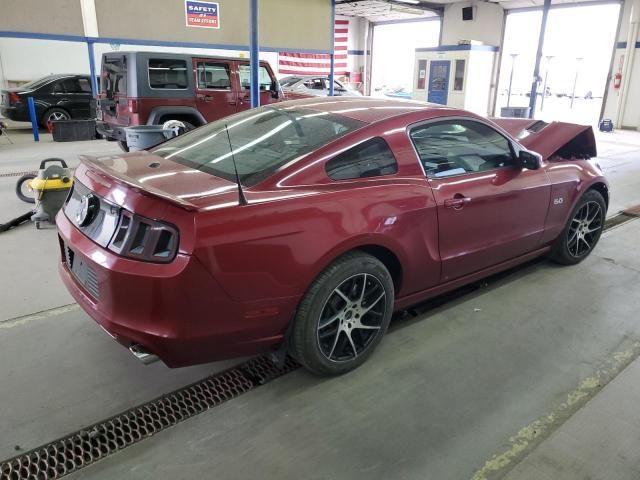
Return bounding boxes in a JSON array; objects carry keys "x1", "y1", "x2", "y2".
[
  {"x1": 290, "y1": 252, "x2": 394, "y2": 376},
  {"x1": 41, "y1": 107, "x2": 70, "y2": 127},
  {"x1": 550, "y1": 189, "x2": 606, "y2": 265}
]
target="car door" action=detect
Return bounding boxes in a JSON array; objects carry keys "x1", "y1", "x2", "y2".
[
  {"x1": 58, "y1": 77, "x2": 93, "y2": 118},
  {"x1": 409, "y1": 117, "x2": 551, "y2": 282},
  {"x1": 193, "y1": 58, "x2": 236, "y2": 121},
  {"x1": 236, "y1": 62, "x2": 278, "y2": 110}
]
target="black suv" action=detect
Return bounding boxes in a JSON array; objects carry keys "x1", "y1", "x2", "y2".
[{"x1": 1, "y1": 74, "x2": 94, "y2": 127}]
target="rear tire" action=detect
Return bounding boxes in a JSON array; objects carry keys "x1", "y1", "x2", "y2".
[
  {"x1": 290, "y1": 252, "x2": 394, "y2": 376},
  {"x1": 117, "y1": 140, "x2": 129, "y2": 152},
  {"x1": 550, "y1": 189, "x2": 606, "y2": 265},
  {"x1": 40, "y1": 107, "x2": 70, "y2": 127},
  {"x1": 16, "y1": 174, "x2": 36, "y2": 204}
]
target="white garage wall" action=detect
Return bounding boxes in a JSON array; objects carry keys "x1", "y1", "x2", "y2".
[
  {"x1": 441, "y1": 2, "x2": 504, "y2": 47},
  {"x1": 0, "y1": 39, "x2": 90, "y2": 86}
]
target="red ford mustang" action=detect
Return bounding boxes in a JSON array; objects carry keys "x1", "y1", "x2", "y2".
[{"x1": 57, "y1": 97, "x2": 608, "y2": 375}]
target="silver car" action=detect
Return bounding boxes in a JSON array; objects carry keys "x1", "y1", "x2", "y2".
[{"x1": 279, "y1": 76, "x2": 362, "y2": 97}]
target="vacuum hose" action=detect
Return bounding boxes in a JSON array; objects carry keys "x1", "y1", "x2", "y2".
[{"x1": 0, "y1": 211, "x2": 34, "y2": 233}]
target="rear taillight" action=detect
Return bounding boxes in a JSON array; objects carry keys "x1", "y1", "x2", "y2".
[
  {"x1": 128, "y1": 99, "x2": 138, "y2": 114},
  {"x1": 8, "y1": 92, "x2": 20, "y2": 104},
  {"x1": 108, "y1": 210, "x2": 178, "y2": 263}
]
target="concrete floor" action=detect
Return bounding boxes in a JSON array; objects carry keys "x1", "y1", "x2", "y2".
[{"x1": 0, "y1": 125, "x2": 639, "y2": 479}]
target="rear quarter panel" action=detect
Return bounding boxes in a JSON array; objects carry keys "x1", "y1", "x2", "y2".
[{"x1": 192, "y1": 124, "x2": 441, "y2": 304}]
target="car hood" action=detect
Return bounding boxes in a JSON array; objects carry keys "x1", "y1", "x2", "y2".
[{"x1": 80, "y1": 151, "x2": 241, "y2": 210}]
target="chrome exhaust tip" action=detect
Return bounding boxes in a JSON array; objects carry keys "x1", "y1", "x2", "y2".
[{"x1": 129, "y1": 344, "x2": 159, "y2": 365}]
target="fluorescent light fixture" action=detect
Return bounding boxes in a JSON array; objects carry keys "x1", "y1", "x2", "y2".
[{"x1": 394, "y1": 0, "x2": 420, "y2": 4}]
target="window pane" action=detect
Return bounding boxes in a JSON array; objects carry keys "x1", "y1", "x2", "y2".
[
  {"x1": 78, "y1": 78, "x2": 92, "y2": 93},
  {"x1": 417, "y1": 60, "x2": 427, "y2": 90},
  {"x1": 197, "y1": 62, "x2": 231, "y2": 89},
  {"x1": 148, "y1": 59, "x2": 188, "y2": 89},
  {"x1": 153, "y1": 107, "x2": 363, "y2": 186},
  {"x1": 453, "y1": 60, "x2": 465, "y2": 91},
  {"x1": 238, "y1": 65, "x2": 272, "y2": 90},
  {"x1": 410, "y1": 120, "x2": 514, "y2": 178},
  {"x1": 61, "y1": 78, "x2": 81, "y2": 93},
  {"x1": 326, "y1": 137, "x2": 398, "y2": 180}
]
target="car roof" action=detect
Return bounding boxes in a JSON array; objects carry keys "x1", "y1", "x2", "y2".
[
  {"x1": 107, "y1": 51, "x2": 269, "y2": 64},
  {"x1": 275, "y1": 96, "x2": 454, "y2": 124}
]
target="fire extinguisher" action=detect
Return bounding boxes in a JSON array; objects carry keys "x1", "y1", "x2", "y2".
[{"x1": 613, "y1": 72, "x2": 622, "y2": 89}]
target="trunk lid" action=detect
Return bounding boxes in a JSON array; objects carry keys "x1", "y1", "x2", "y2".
[
  {"x1": 80, "y1": 152, "x2": 241, "y2": 210},
  {"x1": 492, "y1": 118, "x2": 597, "y2": 159}
]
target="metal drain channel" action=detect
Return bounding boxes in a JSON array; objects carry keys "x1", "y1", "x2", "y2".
[
  {"x1": 0, "y1": 356, "x2": 299, "y2": 480},
  {"x1": 0, "y1": 171, "x2": 37, "y2": 178}
]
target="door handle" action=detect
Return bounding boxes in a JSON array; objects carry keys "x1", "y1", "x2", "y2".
[
  {"x1": 197, "y1": 94, "x2": 213, "y2": 102},
  {"x1": 444, "y1": 195, "x2": 471, "y2": 210}
]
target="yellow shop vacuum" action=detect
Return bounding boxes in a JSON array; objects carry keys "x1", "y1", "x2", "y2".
[{"x1": 27, "y1": 158, "x2": 73, "y2": 229}]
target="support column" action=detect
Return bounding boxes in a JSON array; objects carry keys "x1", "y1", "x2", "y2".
[
  {"x1": 329, "y1": 0, "x2": 336, "y2": 96},
  {"x1": 87, "y1": 40, "x2": 98, "y2": 96},
  {"x1": 528, "y1": 0, "x2": 551, "y2": 118},
  {"x1": 250, "y1": 0, "x2": 260, "y2": 108}
]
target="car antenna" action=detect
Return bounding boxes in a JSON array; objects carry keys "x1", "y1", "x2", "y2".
[{"x1": 224, "y1": 124, "x2": 248, "y2": 206}]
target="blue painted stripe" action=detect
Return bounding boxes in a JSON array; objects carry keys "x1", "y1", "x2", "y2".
[
  {"x1": 616, "y1": 41, "x2": 640, "y2": 49},
  {"x1": 374, "y1": 16, "x2": 441, "y2": 26},
  {"x1": 415, "y1": 44, "x2": 499, "y2": 52},
  {"x1": 0, "y1": 30, "x2": 331, "y2": 54},
  {"x1": 347, "y1": 49, "x2": 369, "y2": 55}
]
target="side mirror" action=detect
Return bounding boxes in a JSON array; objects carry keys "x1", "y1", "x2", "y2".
[
  {"x1": 518, "y1": 149, "x2": 542, "y2": 170},
  {"x1": 270, "y1": 81, "x2": 280, "y2": 99}
]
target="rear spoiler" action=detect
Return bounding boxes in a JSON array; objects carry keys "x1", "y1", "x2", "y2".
[
  {"x1": 79, "y1": 155, "x2": 200, "y2": 211},
  {"x1": 491, "y1": 118, "x2": 597, "y2": 160}
]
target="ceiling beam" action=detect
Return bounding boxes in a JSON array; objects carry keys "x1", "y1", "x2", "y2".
[{"x1": 336, "y1": 0, "x2": 444, "y2": 16}]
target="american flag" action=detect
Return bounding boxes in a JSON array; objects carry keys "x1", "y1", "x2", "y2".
[{"x1": 278, "y1": 19, "x2": 348, "y2": 76}]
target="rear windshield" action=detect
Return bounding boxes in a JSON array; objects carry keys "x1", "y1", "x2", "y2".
[
  {"x1": 152, "y1": 106, "x2": 364, "y2": 186},
  {"x1": 19, "y1": 75, "x2": 62, "y2": 91},
  {"x1": 101, "y1": 55, "x2": 127, "y2": 98},
  {"x1": 280, "y1": 77, "x2": 301, "y2": 87}
]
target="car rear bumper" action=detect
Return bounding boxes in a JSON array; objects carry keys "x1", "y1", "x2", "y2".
[
  {"x1": 1, "y1": 105, "x2": 29, "y2": 122},
  {"x1": 96, "y1": 120, "x2": 127, "y2": 142},
  {"x1": 56, "y1": 210, "x2": 297, "y2": 367}
]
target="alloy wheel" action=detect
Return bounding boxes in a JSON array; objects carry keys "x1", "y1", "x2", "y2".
[
  {"x1": 567, "y1": 201, "x2": 603, "y2": 257},
  {"x1": 48, "y1": 111, "x2": 69, "y2": 122},
  {"x1": 316, "y1": 273, "x2": 387, "y2": 362}
]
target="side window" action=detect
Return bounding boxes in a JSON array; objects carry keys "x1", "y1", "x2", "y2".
[
  {"x1": 60, "y1": 78, "x2": 82, "y2": 93},
  {"x1": 148, "y1": 59, "x2": 188, "y2": 89},
  {"x1": 453, "y1": 60, "x2": 465, "y2": 91},
  {"x1": 197, "y1": 62, "x2": 231, "y2": 89},
  {"x1": 78, "y1": 78, "x2": 92, "y2": 93},
  {"x1": 326, "y1": 137, "x2": 398, "y2": 181},
  {"x1": 51, "y1": 81, "x2": 64, "y2": 93},
  {"x1": 238, "y1": 65, "x2": 273, "y2": 90},
  {"x1": 409, "y1": 119, "x2": 514, "y2": 178}
]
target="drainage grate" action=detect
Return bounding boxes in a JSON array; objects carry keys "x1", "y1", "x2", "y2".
[
  {"x1": 0, "y1": 171, "x2": 37, "y2": 178},
  {"x1": 604, "y1": 212, "x2": 637, "y2": 231},
  {"x1": 0, "y1": 355, "x2": 299, "y2": 480}
]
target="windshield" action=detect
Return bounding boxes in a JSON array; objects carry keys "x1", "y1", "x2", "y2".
[{"x1": 152, "y1": 106, "x2": 364, "y2": 187}]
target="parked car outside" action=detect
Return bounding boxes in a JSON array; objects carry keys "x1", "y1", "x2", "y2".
[
  {"x1": 280, "y1": 76, "x2": 361, "y2": 99},
  {"x1": 1, "y1": 74, "x2": 94, "y2": 126},
  {"x1": 96, "y1": 51, "x2": 283, "y2": 151},
  {"x1": 57, "y1": 97, "x2": 607, "y2": 376}
]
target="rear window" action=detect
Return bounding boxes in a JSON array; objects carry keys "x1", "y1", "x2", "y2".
[
  {"x1": 101, "y1": 55, "x2": 127, "y2": 97},
  {"x1": 148, "y1": 59, "x2": 188, "y2": 89},
  {"x1": 152, "y1": 106, "x2": 364, "y2": 186},
  {"x1": 280, "y1": 77, "x2": 301, "y2": 87}
]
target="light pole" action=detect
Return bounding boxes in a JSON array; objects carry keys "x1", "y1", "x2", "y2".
[
  {"x1": 570, "y1": 57, "x2": 584, "y2": 109},
  {"x1": 507, "y1": 53, "x2": 519, "y2": 108},
  {"x1": 540, "y1": 55, "x2": 554, "y2": 111}
]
